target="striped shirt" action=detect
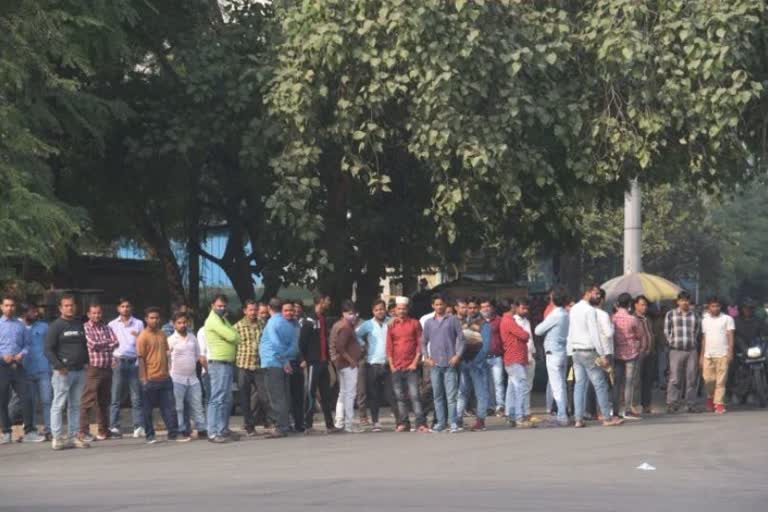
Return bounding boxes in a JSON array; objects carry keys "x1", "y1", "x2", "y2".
[
  {"x1": 84, "y1": 320, "x2": 119, "y2": 368},
  {"x1": 664, "y1": 308, "x2": 701, "y2": 351},
  {"x1": 234, "y1": 318, "x2": 262, "y2": 370}
]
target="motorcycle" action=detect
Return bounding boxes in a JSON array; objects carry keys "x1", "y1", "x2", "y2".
[{"x1": 732, "y1": 337, "x2": 768, "y2": 407}]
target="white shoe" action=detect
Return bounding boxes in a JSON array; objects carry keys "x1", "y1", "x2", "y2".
[
  {"x1": 23, "y1": 432, "x2": 46, "y2": 443},
  {"x1": 133, "y1": 427, "x2": 146, "y2": 438},
  {"x1": 0, "y1": 432, "x2": 12, "y2": 444}
]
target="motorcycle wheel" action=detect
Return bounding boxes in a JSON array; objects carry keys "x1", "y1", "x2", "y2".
[{"x1": 752, "y1": 367, "x2": 768, "y2": 408}]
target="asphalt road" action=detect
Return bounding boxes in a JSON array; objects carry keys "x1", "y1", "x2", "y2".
[{"x1": 1, "y1": 406, "x2": 767, "y2": 512}]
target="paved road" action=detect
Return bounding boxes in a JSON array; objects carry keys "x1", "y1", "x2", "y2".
[{"x1": 2, "y1": 408, "x2": 767, "y2": 512}]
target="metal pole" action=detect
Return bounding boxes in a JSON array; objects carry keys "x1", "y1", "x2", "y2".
[{"x1": 623, "y1": 179, "x2": 643, "y2": 275}]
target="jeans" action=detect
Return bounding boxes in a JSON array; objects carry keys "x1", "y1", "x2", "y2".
[
  {"x1": 51, "y1": 369, "x2": 85, "y2": 438},
  {"x1": 265, "y1": 367, "x2": 290, "y2": 432},
  {"x1": 110, "y1": 358, "x2": 144, "y2": 430},
  {"x1": 356, "y1": 359, "x2": 368, "y2": 418},
  {"x1": 173, "y1": 381, "x2": 206, "y2": 434},
  {"x1": 391, "y1": 369, "x2": 425, "y2": 427},
  {"x1": 141, "y1": 378, "x2": 179, "y2": 439},
  {"x1": 25, "y1": 371, "x2": 52, "y2": 434},
  {"x1": 79, "y1": 367, "x2": 112, "y2": 435},
  {"x1": 572, "y1": 351, "x2": 612, "y2": 420},
  {"x1": 200, "y1": 371, "x2": 211, "y2": 409},
  {"x1": 237, "y1": 368, "x2": 269, "y2": 431},
  {"x1": 365, "y1": 363, "x2": 396, "y2": 424},
  {"x1": 486, "y1": 356, "x2": 505, "y2": 410},
  {"x1": 504, "y1": 363, "x2": 528, "y2": 421},
  {"x1": 546, "y1": 352, "x2": 568, "y2": 422},
  {"x1": 206, "y1": 361, "x2": 234, "y2": 437},
  {"x1": 288, "y1": 361, "x2": 305, "y2": 431},
  {"x1": 457, "y1": 362, "x2": 489, "y2": 423},
  {"x1": 304, "y1": 362, "x2": 335, "y2": 429},
  {"x1": 335, "y1": 366, "x2": 358, "y2": 430},
  {"x1": 667, "y1": 349, "x2": 698, "y2": 407},
  {"x1": 430, "y1": 366, "x2": 459, "y2": 428},
  {"x1": 1, "y1": 363, "x2": 32, "y2": 434},
  {"x1": 613, "y1": 358, "x2": 638, "y2": 416}
]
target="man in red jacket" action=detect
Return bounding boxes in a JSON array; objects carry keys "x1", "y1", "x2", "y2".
[{"x1": 500, "y1": 301, "x2": 535, "y2": 428}]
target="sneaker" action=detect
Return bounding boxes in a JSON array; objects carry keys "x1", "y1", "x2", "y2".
[
  {"x1": 574, "y1": 420, "x2": 586, "y2": 428},
  {"x1": 208, "y1": 435, "x2": 231, "y2": 443},
  {"x1": 623, "y1": 412, "x2": 642, "y2": 420},
  {"x1": 343, "y1": 427, "x2": 364, "y2": 434},
  {"x1": 175, "y1": 435, "x2": 192, "y2": 443},
  {"x1": 96, "y1": 432, "x2": 109, "y2": 441},
  {"x1": 470, "y1": 419, "x2": 486, "y2": 432},
  {"x1": 495, "y1": 406, "x2": 504, "y2": 417},
  {"x1": 1, "y1": 432, "x2": 12, "y2": 444},
  {"x1": 146, "y1": 436, "x2": 158, "y2": 444},
  {"x1": 244, "y1": 429, "x2": 258, "y2": 438},
  {"x1": 430, "y1": 424, "x2": 446, "y2": 433},
  {"x1": 51, "y1": 436, "x2": 68, "y2": 450},
  {"x1": 602, "y1": 417, "x2": 624, "y2": 427},
  {"x1": 73, "y1": 436, "x2": 91, "y2": 449},
  {"x1": 449, "y1": 424, "x2": 464, "y2": 434},
  {"x1": 715, "y1": 404, "x2": 726, "y2": 414},
  {"x1": 80, "y1": 433, "x2": 95, "y2": 443},
  {"x1": 133, "y1": 426, "x2": 146, "y2": 439},
  {"x1": 109, "y1": 428, "x2": 123, "y2": 439},
  {"x1": 22, "y1": 431, "x2": 46, "y2": 443},
  {"x1": 705, "y1": 398, "x2": 715, "y2": 412},
  {"x1": 371, "y1": 423, "x2": 383, "y2": 432},
  {"x1": 222, "y1": 430, "x2": 241, "y2": 441}
]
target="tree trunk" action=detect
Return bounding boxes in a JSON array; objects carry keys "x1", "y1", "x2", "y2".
[{"x1": 140, "y1": 216, "x2": 187, "y2": 308}]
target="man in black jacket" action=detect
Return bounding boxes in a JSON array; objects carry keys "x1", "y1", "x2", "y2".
[
  {"x1": 45, "y1": 294, "x2": 90, "y2": 450},
  {"x1": 299, "y1": 295, "x2": 338, "y2": 434}
]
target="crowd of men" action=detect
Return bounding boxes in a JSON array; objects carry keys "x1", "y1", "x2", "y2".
[{"x1": 0, "y1": 284, "x2": 762, "y2": 449}]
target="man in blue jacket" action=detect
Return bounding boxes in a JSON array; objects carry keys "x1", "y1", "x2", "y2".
[{"x1": 259, "y1": 298, "x2": 299, "y2": 438}]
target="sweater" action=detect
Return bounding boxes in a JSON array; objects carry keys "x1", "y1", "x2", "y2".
[
  {"x1": 44, "y1": 318, "x2": 88, "y2": 371},
  {"x1": 204, "y1": 311, "x2": 240, "y2": 362}
]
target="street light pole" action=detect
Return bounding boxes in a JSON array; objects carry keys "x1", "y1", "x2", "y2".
[{"x1": 623, "y1": 178, "x2": 643, "y2": 275}]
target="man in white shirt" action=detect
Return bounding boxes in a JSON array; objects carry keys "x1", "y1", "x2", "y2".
[
  {"x1": 567, "y1": 285, "x2": 623, "y2": 428},
  {"x1": 700, "y1": 297, "x2": 734, "y2": 414},
  {"x1": 107, "y1": 298, "x2": 145, "y2": 438},
  {"x1": 168, "y1": 312, "x2": 207, "y2": 438},
  {"x1": 513, "y1": 298, "x2": 536, "y2": 420}
]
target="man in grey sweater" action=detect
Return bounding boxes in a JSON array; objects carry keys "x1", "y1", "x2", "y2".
[{"x1": 422, "y1": 294, "x2": 465, "y2": 433}]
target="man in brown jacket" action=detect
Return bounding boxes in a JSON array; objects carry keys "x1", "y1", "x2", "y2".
[{"x1": 330, "y1": 300, "x2": 362, "y2": 433}]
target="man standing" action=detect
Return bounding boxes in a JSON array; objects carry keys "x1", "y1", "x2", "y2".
[
  {"x1": 387, "y1": 297, "x2": 428, "y2": 432},
  {"x1": 196, "y1": 325, "x2": 210, "y2": 409},
  {"x1": 664, "y1": 291, "x2": 702, "y2": 413},
  {"x1": 21, "y1": 303, "x2": 50, "y2": 442},
  {"x1": 611, "y1": 293, "x2": 645, "y2": 420},
  {"x1": 484, "y1": 301, "x2": 505, "y2": 418},
  {"x1": 80, "y1": 303, "x2": 119, "y2": 442},
  {"x1": 534, "y1": 290, "x2": 570, "y2": 426},
  {"x1": 168, "y1": 311, "x2": 207, "y2": 439},
  {"x1": 260, "y1": 299, "x2": 297, "y2": 438},
  {"x1": 0, "y1": 295, "x2": 33, "y2": 444},
  {"x1": 700, "y1": 297, "x2": 734, "y2": 414},
  {"x1": 567, "y1": 286, "x2": 623, "y2": 428},
  {"x1": 204, "y1": 294, "x2": 240, "y2": 443},
  {"x1": 108, "y1": 298, "x2": 145, "y2": 439},
  {"x1": 356, "y1": 299, "x2": 396, "y2": 432},
  {"x1": 234, "y1": 300, "x2": 268, "y2": 437},
  {"x1": 137, "y1": 307, "x2": 188, "y2": 444},
  {"x1": 45, "y1": 294, "x2": 91, "y2": 449},
  {"x1": 501, "y1": 300, "x2": 534, "y2": 428},
  {"x1": 331, "y1": 300, "x2": 362, "y2": 433},
  {"x1": 457, "y1": 298, "x2": 494, "y2": 431},
  {"x1": 634, "y1": 296, "x2": 656, "y2": 414},
  {"x1": 286, "y1": 304, "x2": 305, "y2": 434},
  {"x1": 299, "y1": 295, "x2": 337, "y2": 434},
  {"x1": 513, "y1": 298, "x2": 537, "y2": 420},
  {"x1": 423, "y1": 294, "x2": 464, "y2": 433}
]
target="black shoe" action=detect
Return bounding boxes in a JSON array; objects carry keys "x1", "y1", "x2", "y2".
[
  {"x1": 208, "y1": 435, "x2": 230, "y2": 444},
  {"x1": 196, "y1": 430, "x2": 207, "y2": 440},
  {"x1": 222, "y1": 431, "x2": 240, "y2": 441}
]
